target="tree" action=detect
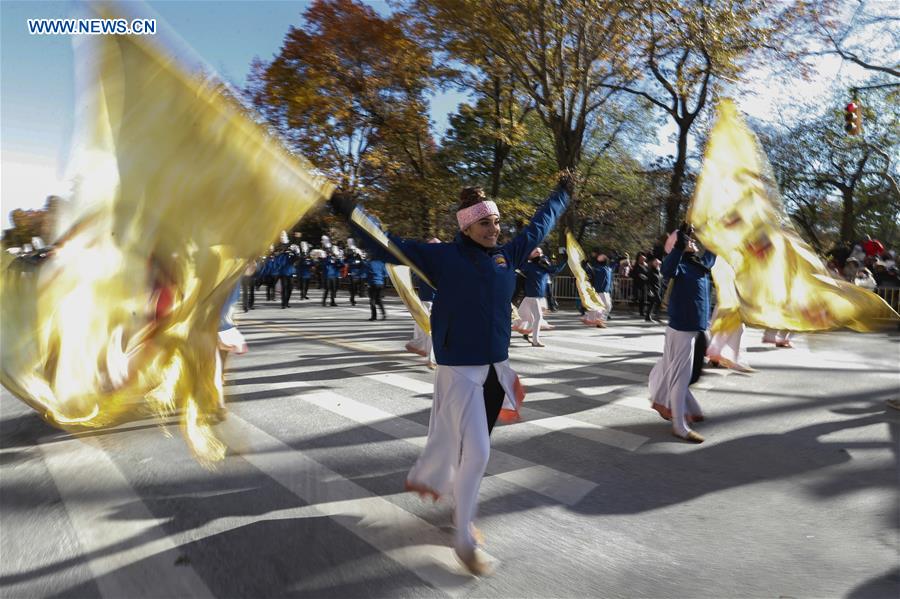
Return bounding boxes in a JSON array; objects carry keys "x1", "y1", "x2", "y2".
[
  {"x1": 810, "y1": 0, "x2": 900, "y2": 79},
  {"x1": 415, "y1": 0, "x2": 640, "y2": 173},
  {"x1": 759, "y1": 85, "x2": 900, "y2": 248},
  {"x1": 599, "y1": 0, "x2": 827, "y2": 233},
  {"x1": 2, "y1": 196, "x2": 66, "y2": 249},
  {"x1": 248, "y1": 0, "x2": 434, "y2": 195}
]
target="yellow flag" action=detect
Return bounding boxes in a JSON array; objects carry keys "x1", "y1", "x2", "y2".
[
  {"x1": 689, "y1": 100, "x2": 898, "y2": 332},
  {"x1": 350, "y1": 207, "x2": 435, "y2": 290},
  {"x1": 0, "y1": 30, "x2": 333, "y2": 464},
  {"x1": 565, "y1": 231, "x2": 606, "y2": 313},
  {"x1": 709, "y1": 259, "x2": 743, "y2": 335},
  {"x1": 386, "y1": 264, "x2": 432, "y2": 335}
]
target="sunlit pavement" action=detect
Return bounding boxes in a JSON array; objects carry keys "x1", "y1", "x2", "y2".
[{"x1": 2, "y1": 296, "x2": 898, "y2": 598}]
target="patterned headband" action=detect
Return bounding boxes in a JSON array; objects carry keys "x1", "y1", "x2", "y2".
[{"x1": 457, "y1": 200, "x2": 499, "y2": 231}]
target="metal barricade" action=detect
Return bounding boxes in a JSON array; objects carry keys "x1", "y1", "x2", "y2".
[
  {"x1": 875, "y1": 286, "x2": 900, "y2": 313},
  {"x1": 552, "y1": 275, "x2": 635, "y2": 306}
]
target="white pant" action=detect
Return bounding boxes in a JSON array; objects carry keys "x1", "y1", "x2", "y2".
[
  {"x1": 648, "y1": 327, "x2": 704, "y2": 435},
  {"x1": 581, "y1": 292, "x2": 611, "y2": 326},
  {"x1": 513, "y1": 297, "x2": 544, "y2": 344},
  {"x1": 708, "y1": 324, "x2": 746, "y2": 366},
  {"x1": 407, "y1": 362, "x2": 520, "y2": 553}
]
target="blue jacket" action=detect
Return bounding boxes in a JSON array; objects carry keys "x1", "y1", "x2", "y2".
[
  {"x1": 521, "y1": 259, "x2": 566, "y2": 297},
  {"x1": 273, "y1": 251, "x2": 295, "y2": 277},
  {"x1": 347, "y1": 256, "x2": 367, "y2": 279},
  {"x1": 321, "y1": 256, "x2": 341, "y2": 279},
  {"x1": 662, "y1": 247, "x2": 716, "y2": 331},
  {"x1": 356, "y1": 186, "x2": 570, "y2": 365},
  {"x1": 297, "y1": 256, "x2": 314, "y2": 279},
  {"x1": 258, "y1": 257, "x2": 275, "y2": 278},
  {"x1": 413, "y1": 273, "x2": 436, "y2": 302},
  {"x1": 367, "y1": 259, "x2": 386, "y2": 286},
  {"x1": 587, "y1": 263, "x2": 613, "y2": 293}
]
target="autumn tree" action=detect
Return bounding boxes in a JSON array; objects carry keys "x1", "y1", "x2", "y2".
[
  {"x1": 595, "y1": 0, "x2": 827, "y2": 232},
  {"x1": 759, "y1": 86, "x2": 900, "y2": 248},
  {"x1": 415, "y1": 0, "x2": 640, "y2": 174},
  {"x1": 2, "y1": 196, "x2": 66, "y2": 249},
  {"x1": 248, "y1": 0, "x2": 435, "y2": 200}
]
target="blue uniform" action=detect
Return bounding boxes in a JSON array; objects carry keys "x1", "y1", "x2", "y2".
[
  {"x1": 356, "y1": 187, "x2": 571, "y2": 365},
  {"x1": 367, "y1": 260, "x2": 387, "y2": 286},
  {"x1": 321, "y1": 256, "x2": 342, "y2": 279},
  {"x1": 662, "y1": 247, "x2": 716, "y2": 331},
  {"x1": 297, "y1": 256, "x2": 314, "y2": 280},
  {"x1": 521, "y1": 259, "x2": 566, "y2": 298},
  {"x1": 273, "y1": 251, "x2": 295, "y2": 277},
  {"x1": 413, "y1": 273, "x2": 436, "y2": 302},
  {"x1": 587, "y1": 263, "x2": 613, "y2": 293}
]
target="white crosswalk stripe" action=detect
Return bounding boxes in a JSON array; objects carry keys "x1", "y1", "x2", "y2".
[
  {"x1": 40, "y1": 436, "x2": 215, "y2": 599},
  {"x1": 31, "y1": 308, "x2": 676, "y2": 595}
]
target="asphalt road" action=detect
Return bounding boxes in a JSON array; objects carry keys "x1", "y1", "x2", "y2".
[{"x1": 2, "y1": 295, "x2": 898, "y2": 598}]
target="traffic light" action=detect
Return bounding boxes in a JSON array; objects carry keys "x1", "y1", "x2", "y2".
[{"x1": 844, "y1": 101, "x2": 862, "y2": 136}]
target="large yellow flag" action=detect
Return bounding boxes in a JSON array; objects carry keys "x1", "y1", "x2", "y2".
[
  {"x1": 688, "y1": 100, "x2": 898, "y2": 333},
  {"x1": 386, "y1": 265, "x2": 432, "y2": 335},
  {"x1": 565, "y1": 231, "x2": 609, "y2": 325},
  {"x1": 1, "y1": 29, "x2": 333, "y2": 463}
]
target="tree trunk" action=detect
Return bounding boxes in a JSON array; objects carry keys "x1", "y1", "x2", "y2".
[
  {"x1": 490, "y1": 143, "x2": 510, "y2": 198},
  {"x1": 840, "y1": 188, "x2": 855, "y2": 244},
  {"x1": 665, "y1": 122, "x2": 690, "y2": 233}
]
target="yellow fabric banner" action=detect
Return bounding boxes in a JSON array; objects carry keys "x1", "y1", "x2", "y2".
[
  {"x1": 565, "y1": 231, "x2": 606, "y2": 313},
  {"x1": 386, "y1": 264, "x2": 432, "y2": 335},
  {"x1": 1, "y1": 30, "x2": 333, "y2": 463},
  {"x1": 688, "y1": 100, "x2": 898, "y2": 333}
]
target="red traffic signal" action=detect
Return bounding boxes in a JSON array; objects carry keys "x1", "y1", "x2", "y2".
[{"x1": 844, "y1": 101, "x2": 861, "y2": 135}]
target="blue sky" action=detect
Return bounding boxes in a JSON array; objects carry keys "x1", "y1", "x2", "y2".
[
  {"x1": 1, "y1": 0, "x2": 469, "y2": 227},
  {"x1": 0, "y1": 0, "x2": 868, "y2": 229}
]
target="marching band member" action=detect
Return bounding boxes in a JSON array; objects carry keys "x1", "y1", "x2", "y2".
[
  {"x1": 367, "y1": 258, "x2": 387, "y2": 320},
  {"x1": 297, "y1": 241, "x2": 314, "y2": 300}
]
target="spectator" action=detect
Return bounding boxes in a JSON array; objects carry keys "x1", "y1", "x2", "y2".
[{"x1": 854, "y1": 268, "x2": 877, "y2": 290}]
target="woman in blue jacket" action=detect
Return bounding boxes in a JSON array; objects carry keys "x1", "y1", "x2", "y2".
[
  {"x1": 584, "y1": 253, "x2": 613, "y2": 326},
  {"x1": 333, "y1": 174, "x2": 573, "y2": 574},
  {"x1": 648, "y1": 225, "x2": 716, "y2": 443},
  {"x1": 513, "y1": 247, "x2": 567, "y2": 347}
]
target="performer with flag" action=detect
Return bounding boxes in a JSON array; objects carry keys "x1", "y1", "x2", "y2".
[
  {"x1": 648, "y1": 224, "x2": 716, "y2": 443},
  {"x1": 0, "y1": 15, "x2": 333, "y2": 465},
  {"x1": 331, "y1": 173, "x2": 574, "y2": 575},
  {"x1": 513, "y1": 247, "x2": 567, "y2": 347},
  {"x1": 585, "y1": 253, "x2": 614, "y2": 326}
]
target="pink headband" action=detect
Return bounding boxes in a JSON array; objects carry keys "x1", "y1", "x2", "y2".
[{"x1": 457, "y1": 200, "x2": 499, "y2": 231}]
